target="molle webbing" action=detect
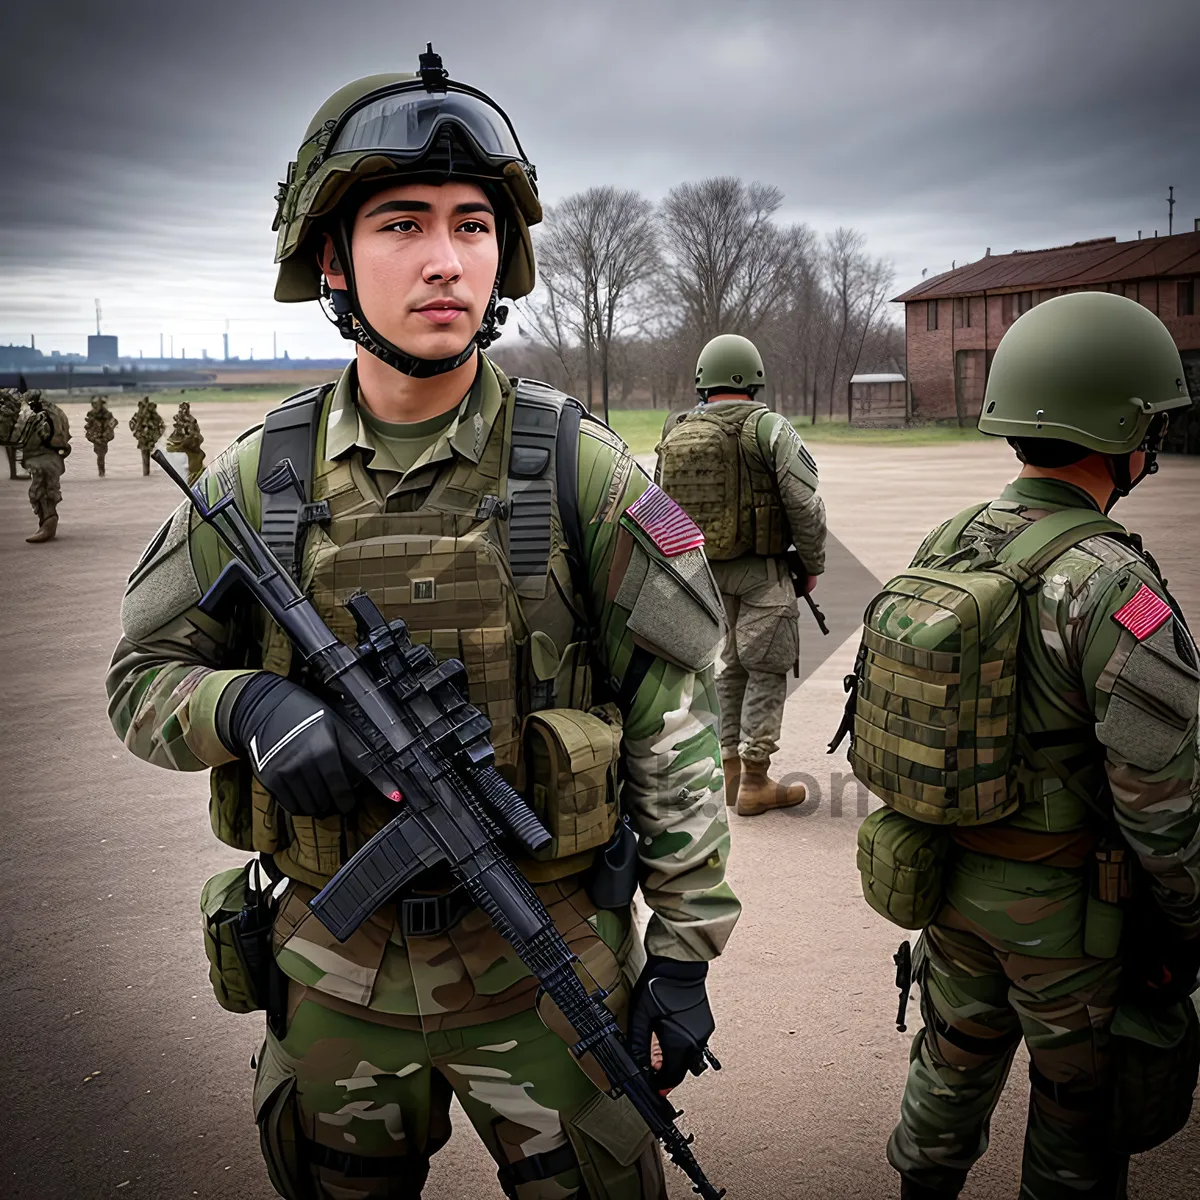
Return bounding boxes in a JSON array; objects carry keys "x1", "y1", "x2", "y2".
[
  {"x1": 256, "y1": 385, "x2": 332, "y2": 582},
  {"x1": 507, "y1": 380, "x2": 561, "y2": 585}
]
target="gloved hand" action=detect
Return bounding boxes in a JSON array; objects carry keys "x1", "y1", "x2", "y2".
[
  {"x1": 218, "y1": 673, "x2": 364, "y2": 818},
  {"x1": 1129, "y1": 933, "x2": 1200, "y2": 1006},
  {"x1": 628, "y1": 955, "x2": 715, "y2": 1091}
]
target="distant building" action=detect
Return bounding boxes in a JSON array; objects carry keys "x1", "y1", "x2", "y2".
[
  {"x1": 87, "y1": 335, "x2": 119, "y2": 364},
  {"x1": 849, "y1": 373, "x2": 907, "y2": 426},
  {"x1": 894, "y1": 228, "x2": 1200, "y2": 452}
]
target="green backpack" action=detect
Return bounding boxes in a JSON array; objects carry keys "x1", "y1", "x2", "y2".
[{"x1": 847, "y1": 503, "x2": 1124, "y2": 827}]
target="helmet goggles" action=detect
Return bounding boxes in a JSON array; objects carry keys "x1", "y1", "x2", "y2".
[{"x1": 324, "y1": 82, "x2": 530, "y2": 174}]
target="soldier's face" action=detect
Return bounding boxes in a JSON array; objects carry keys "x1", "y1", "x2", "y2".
[{"x1": 321, "y1": 181, "x2": 500, "y2": 364}]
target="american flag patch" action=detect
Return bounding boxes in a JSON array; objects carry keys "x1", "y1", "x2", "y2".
[
  {"x1": 1113, "y1": 583, "x2": 1173, "y2": 640},
  {"x1": 625, "y1": 484, "x2": 705, "y2": 557}
]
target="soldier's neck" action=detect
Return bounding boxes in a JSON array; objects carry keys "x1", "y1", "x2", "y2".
[
  {"x1": 355, "y1": 346, "x2": 478, "y2": 425},
  {"x1": 1018, "y1": 457, "x2": 1114, "y2": 512}
]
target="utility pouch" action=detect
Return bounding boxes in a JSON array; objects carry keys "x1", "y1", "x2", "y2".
[
  {"x1": 201, "y1": 859, "x2": 286, "y2": 1031},
  {"x1": 1109, "y1": 997, "x2": 1200, "y2": 1154},
  {"x1": 1083, "y1": 846, "x2": 1131, "y2": 960},
  {"x1": 522, "y1": 705, "x2": 622, "y2": 861},
  {"x1": 857, "y1": 805, "x2": 951, "y2": 929},
  {"x1": 586, "y1": 816, "x2": 639, "y2": 910}
]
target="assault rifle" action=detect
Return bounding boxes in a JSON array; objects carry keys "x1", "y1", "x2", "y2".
[
  {"x1": 784, "y1": 547, "x2": 829, "y2": 637},
  {"x1": 154, "y1": 450, "x2": 726, "y2": 1200},
  {"x1": 894, "y1": 939, "x2": 913, "y2": 1033}
]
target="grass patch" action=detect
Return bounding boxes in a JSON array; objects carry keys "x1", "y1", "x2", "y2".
[{"x1": 605, "y1": 408, "x2": 987, "y2": 454}]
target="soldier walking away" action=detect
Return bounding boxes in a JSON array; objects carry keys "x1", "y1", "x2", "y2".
[
  {"x1": 844, "y1": 292, "x2": 1200, "y2": 1199},
  {"x1": 107, "y1": 48, "x2": 739, "y2": 1200},
  {"x1": 0, "y1": 388, "x2": 71, "y2": 542},
  {"x1": 657, "y1": 334, "x2": 827, "y2": 816},
  {"x1": 166, "y1": 400, "x2": 206, "y2": 482},
  {"x1": 84, "y1": 395, "x2": 118, "y2": 477},
  {"x1": 129, "y1": 395, "x2": 165, "y2": 476}
]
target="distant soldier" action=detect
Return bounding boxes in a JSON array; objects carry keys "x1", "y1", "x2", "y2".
[
  {"x1": 0, "y1": 388, "x2": 71, "y2": 542},
  {"x1": 165, "y1": 400, "x2": 205, "y2": 482},
  {"x1": 6, "y1": 443, "x2": 28, "y2": 480},
  {"x1": 657, "y1": 334, "x2": 827, "y2": 815},
  {"x1": 84, "y1": 396, "x2": 118, "y2": 476},
  {"x1": 129, "y1": 396, "x2": 165, "y2": 476}
]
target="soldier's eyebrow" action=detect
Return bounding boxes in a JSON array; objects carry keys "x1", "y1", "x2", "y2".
[{"x1": 362, "y1": 199, "x2": 494, "y2": 219}]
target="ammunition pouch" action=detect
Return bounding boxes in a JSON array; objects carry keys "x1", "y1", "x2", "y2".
[
  {"x1": 857, "y1": 806, "x2": 951, "y2": 929},
  {"x1": 521, "y1": 705, "x2": 622, "y2": 862},
  {"x1": 201, "y1": 858, "x2": 287, "y2": 1035}
]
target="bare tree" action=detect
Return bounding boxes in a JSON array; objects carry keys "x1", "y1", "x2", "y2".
[
  {"x1": 520, "y1": 187, "x2": 658, "y2": 421},
  {"x1": 658, "y1": 178, "x2": 795, "y2": 349},
  {"x1": 822, "y1": 227, "x2": 894, "y2": 421}
]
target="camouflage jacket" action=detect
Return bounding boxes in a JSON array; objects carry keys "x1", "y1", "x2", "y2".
[
  {"x1": 129, "y1": 405, "x2": 165, "y2": 448},
  {"x1": 915, "y1": 476, "x2": 1200, "y2": 942},
  {"x1": 85, "y1": 405, "x2": 118, "y2": 445},
  {"x1": 107, "y1": 358, "x2": 740, "y2": 969},
  {"x1": 659, "y1": 400, "x2": 827, "y2": 575}
]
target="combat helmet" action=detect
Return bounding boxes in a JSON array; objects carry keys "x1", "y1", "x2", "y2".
[
  {"x1": 272, "y1": 44, "x2": 541, "y2": 378},
  {"x1": 695, "y1": 334, "x2": 766, "y2": 397},
  {"x1": 979, "y1": 291, "x2": 1191, "y2": 496}
]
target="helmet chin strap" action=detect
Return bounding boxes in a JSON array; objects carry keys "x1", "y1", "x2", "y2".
[
  {"x1": 324, "y1": 217, "x2": 507, "y2": 380},
  {"x1": 1102, "y1": 449, "x2": 1159, "y2": 514}
]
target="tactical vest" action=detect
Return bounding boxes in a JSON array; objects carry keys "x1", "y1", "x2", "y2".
[
  {"x1": 208, "y1": 375, "x2": 623, "y2": 889},
  {"x1": 656, "y1": 402, "x2": 786, "y2": 560}
]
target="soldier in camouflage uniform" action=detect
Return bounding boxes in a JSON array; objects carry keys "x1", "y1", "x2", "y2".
[
  {"x1": 0, "y1": 387, "x2": 71, "y2": 542},
  {"x1": 884, "y1": 293, "x2": 1200, "y2": 1199},
  {"x1": 107, "y1": 56, "x2": 738, "y2": 1200},
  {"x1": 129, "y1": 395, "x2": 165, "y2": 475},
  {"x1": 166, "y1": 400, "x2": 206, "y2": 481},
  {"x1": 84, "y1": 395, "x2": 118, "y2": 476},
  {"x1": 657, "y1": 334, "x2": 827, "y2": 816}
]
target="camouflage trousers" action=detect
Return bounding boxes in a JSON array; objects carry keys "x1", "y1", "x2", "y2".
[
  {"x1": 24, "y1": 450, "x2": 64, "y2": 524},
  {"x1": 253, "y1": 990, "x2": 667, "y2": 1200},
  {"x1": 712, "y1": 561, "x2": 799, "y2": 767},
  {"x1": 92, "y1": 441, "x2": 109, "y2": 476},
  {"x1": 139, "y1": 447, "x2": 153, "y2": 476},
  {"x1": 888, "y1": 911, "x2": 1127, "y2": 1199},
  {"x1": 185, "y1": 448, "x2": 205, "y2": 483}
]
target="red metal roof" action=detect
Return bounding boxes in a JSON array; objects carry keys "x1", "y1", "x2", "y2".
[{"x1": 894, "y1": 230, "x2": 1200, "y2": 302}]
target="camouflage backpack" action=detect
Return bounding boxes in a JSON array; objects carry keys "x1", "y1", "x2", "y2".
[
  {"x1": 44, "y1": 400, "x2": 72, "y2": 457},
  {"x1": 656, "y1": 402, "x2": 784, "y2": 560},
  {"x1": 846, "y1": 502, "x2": 1125, "y2": 826}
]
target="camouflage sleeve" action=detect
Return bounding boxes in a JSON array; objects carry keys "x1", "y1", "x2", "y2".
[
  {"x1": 1062, "y1": 544, "x2": 1200, "y2": 935},
  {"x1": 756, "y1": 410, "x2": 827, "y2": 574},
  {"x1": 105, "y1": 428, "x2": 265, "y2": 772},
  {"x1": 577, "y1": 420, "x2": 740, "y2": 962}
]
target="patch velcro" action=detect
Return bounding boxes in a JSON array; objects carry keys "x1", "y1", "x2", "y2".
[
  {"x1": 624, "y1": 483, "x2": 704, "y2": 557},
  {"x1": 1113, "y1": 584, "x2": 1172, "y2": 640}
]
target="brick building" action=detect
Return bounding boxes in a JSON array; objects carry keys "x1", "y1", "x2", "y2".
[{"x1": 894, "y1": 228, "x2": 1200, "y2": 451}]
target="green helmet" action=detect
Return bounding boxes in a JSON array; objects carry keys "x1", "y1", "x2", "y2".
[
  {"x1": 978, "y1": 292, "x2": 1190, "y2": 454},
  {"x1": 273, "y1": 50, "x2": 541, "y2": 307},
  {"x1": 695, "y1": 334, "x2": 766, "y2": 396}
]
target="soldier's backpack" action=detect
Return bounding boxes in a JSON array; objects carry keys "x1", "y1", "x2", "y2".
[
  {"x1": 656, "y1": 402, "x2": 785, "y2": 560},
  {"x1": 44, "y1": 400, "x2": 73, "y2": 457},
  {"x1": 843, "y1": 502, "x2": 1125, "y2": 827}
]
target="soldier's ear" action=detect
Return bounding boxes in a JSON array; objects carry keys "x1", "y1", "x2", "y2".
[{"x1": 319, "y1": 234, "x2": 345, "y2": 287}]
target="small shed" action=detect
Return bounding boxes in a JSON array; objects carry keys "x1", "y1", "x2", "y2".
[{"x1": 849, "y1": 373, "x2": 908, "y2": 426}]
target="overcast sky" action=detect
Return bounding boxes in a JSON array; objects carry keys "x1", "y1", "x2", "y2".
[{"x1": 5, "y1": 0, "x2": 1198, "y2": 360}]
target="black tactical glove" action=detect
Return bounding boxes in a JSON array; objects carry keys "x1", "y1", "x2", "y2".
[
  {"x1": 219, "y1": 673, "x2": 364, "y2": 819},
  {"x1": 1128, "y1": 931, "x2": 1200, "y2": 1007},
  {"x1": 628, "y1": 955, "x2": 715, "y2": 1091}
]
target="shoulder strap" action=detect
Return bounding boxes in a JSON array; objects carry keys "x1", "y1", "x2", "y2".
[
  {"x1": 256, "y1": 384, "x2": 333, "y2": 583},
  {"x1": 929, "y1": 501, "x2": 991, "y2": 556},
  {"x1": 996, "y1": 508, "x2": 1127, "y2": 576}
]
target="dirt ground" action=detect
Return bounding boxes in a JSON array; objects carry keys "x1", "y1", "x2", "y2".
[{"x1": 1, "y1": 405, "x2": 1198, "y2": 1199}]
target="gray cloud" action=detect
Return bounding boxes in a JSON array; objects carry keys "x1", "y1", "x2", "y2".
[{"x1": 4, "y1": 0, "x2": 1198, "y2": 357}]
